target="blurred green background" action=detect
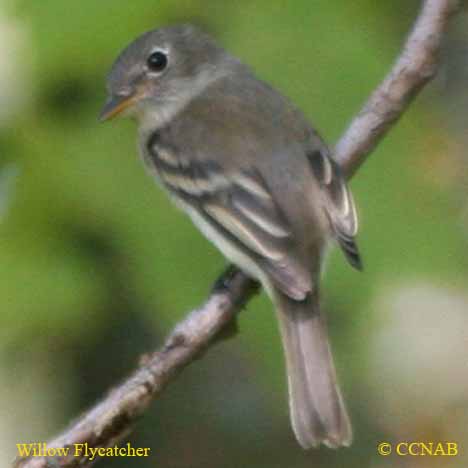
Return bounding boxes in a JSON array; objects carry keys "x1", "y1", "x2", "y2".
[{"x1": 2, "y1": 0, "x2": 468, "y2": 467}]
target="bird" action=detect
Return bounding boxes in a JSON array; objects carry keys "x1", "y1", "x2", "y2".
[{"x1": 100, "y1": 24, "x2": 361, "y2": 449}]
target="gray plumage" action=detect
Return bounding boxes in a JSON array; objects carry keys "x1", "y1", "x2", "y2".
[{"x1": 101, "y1": 24, "x2": 360, "y2": 448}]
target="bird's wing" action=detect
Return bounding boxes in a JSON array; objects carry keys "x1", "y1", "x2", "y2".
[
  {"x1": 148, "y1": 144, "x2": 312, "y2": 300},
  {"x1": 307, "y1": 150, "x2": 362, "y2": 270}
]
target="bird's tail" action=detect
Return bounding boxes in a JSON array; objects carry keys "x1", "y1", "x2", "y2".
[{"x1": 274, "y1": 291, "x2": 352, "y2": 448}]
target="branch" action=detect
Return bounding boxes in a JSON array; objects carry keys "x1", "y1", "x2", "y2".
[
  {"x1": 14, "y1": 267, "x2": 259, "y2": 468},
  {"x1": 335, "y1": 0, "x2": 459, "y2": 178},
  {"x1": 14, "y1": 1, "x2": 459, "y2": 466}
]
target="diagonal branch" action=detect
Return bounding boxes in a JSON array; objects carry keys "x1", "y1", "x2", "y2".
[
  {"x1": 14, "y1": 1, "x2": 460, "y2": 466},
  {"x1": 335, "y1": 0, "x2": 459, "y2": 178},
  {"x1": 14, "y1": 267, "x2": 259, "y2": 468}
]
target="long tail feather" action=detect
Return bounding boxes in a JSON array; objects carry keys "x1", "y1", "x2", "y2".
[{"x1": 274, "y1": 292, "x2": 352, "y2": 448}]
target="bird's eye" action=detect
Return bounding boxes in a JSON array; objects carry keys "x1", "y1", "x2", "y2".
[{"x1": 147, "y1": 51, "x2": 168, "y2": 72}]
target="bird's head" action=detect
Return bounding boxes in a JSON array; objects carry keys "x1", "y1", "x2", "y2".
[{"x1": 99, "y1": 24, "x2": 232, "y2": 127}]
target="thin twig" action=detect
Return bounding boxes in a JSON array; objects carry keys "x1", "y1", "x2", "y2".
[
  {"x1": 14, "y1": 1, "x2": 459, "y2": 466},
  {"x1": 335, "y1": 0, "x2": 459, "y2": 178}
]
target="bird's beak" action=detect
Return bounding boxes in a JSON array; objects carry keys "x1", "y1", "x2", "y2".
[{"x1": 99, "y1": 92, "x2": 140, "y2": 122}]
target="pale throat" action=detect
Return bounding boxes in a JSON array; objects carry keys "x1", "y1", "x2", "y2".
[{"x1": 136, "y1": 95, "x2": 188, "y2": 140}]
